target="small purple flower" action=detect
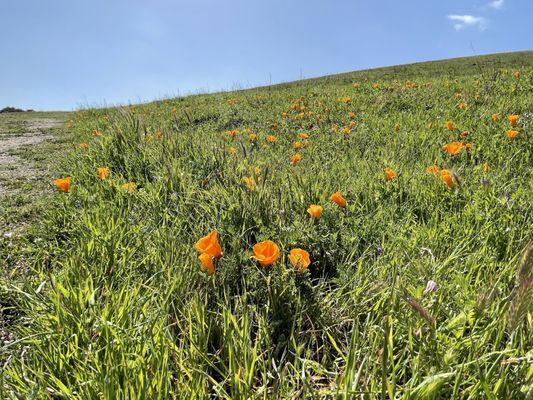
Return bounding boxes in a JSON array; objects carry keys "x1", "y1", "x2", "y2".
[{"x1": 423, "y1": 280, "x2": 438, "y2": 296}]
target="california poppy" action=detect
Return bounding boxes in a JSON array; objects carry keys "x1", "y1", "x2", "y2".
[
  {"x1": 465, "y1": 143, "x2": 472, "y2": 151},
  {"x1": 491, "y1": 114, "x2": 499, "y2": 122},
  {"x1": 443, "y1": 141, "x2": 463, "y2": 156},
  {"x1": 307, "y1": 205, "x2": 323, "y2": 219},
  {"x1": 97, "y1": 167, "x2": 109, "y2": 180},
  {"x1": 289, "y1": 248, "x2": 311, "y2": 272},
  {"x1": 293, "y1": 141, "x2": 302, "y2": 150},
  {"x1": 348, "y1": 112, "x2": 355, "y2": 119},
  {"x1": 198, "y1": 253, "x2": 214, "y2": 275},
  {"x1": 426, "y1": 165, "x2": 440, "y2": 176},
  {"x1": 267, "y1": 135, "x2": 277, "y2": 143},
  {"x1": 54, "y1": 177, "x2": 71, "y2": 193},
  {"x1": 195, "y1": 230, "x2": 222, "y2": 258},
  {"x1": 440, "y1": 170, "x2": 455, "y2": 189},
  {"x1": 252, "y1": 240, "x2": 279, "y2": 268},
  {"x1": 341, "y1": 96, "x2": 351, "y2": 104},
  {"x1": 445, "y1": 121, "x2": 453, "y2": 131},
  {"x1": 458, "y1": 102, "x2": 467, "y2": 110},
  {"x1": 298, "y1": 132, "x2": 309, "y2": 139},
  {"x1": 249, "y1": 133, "x2": 257, "y2": 141},
  {"x1": 343, "y1": 127, "x2": 351, "y2": 135},
  {"x1": 121, "y1": 182, "x2": 136, "y2": 193},
  {"x1": 79, "y1": 143, "x2": 88, "y2": 149},
  {"x1": 508, "y1": 115, "x2": 519, "y2": 128},
  {"x1": 384, "y1": 168, "x2": 397, "y2": 182},
  {"x1": 330, "y1": 192, "x2": 346, "y2": 208},
  {"x1": 291, "y1": 153, "x2": 302, "y2": 166},
  {"x1": 514, "y1": 71, "x2": 521, "y2": 78},
  {"x1": 228, "y1": 129, "x2": 238, "y2": 138},
  {"x1": 243, "y1": 176, "x2": 255, "y2": 190},
  {"x1": 506, "y1": 129, "x2": 518, "y2": 140}
]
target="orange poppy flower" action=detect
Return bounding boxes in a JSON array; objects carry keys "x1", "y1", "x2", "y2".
[
  {"x1": 458, "y1": 102, "x2": 467, "y2": 110},
  {"x1": 445, "y1": 121, "x2": 454, "y2": 131},
  {"x1": 171, "y1": 107, "x2": 177, "y2": 113},
  {"x1": 443, "y1": 141, "x2": 464, "y2": 156},
  {"x1": 508, "y1": 115, "x2": 519, "y2": 127},
  {"x1": 514, "y1": 71, "x2": 521, "y2": 78},
  {"x1": 343, "y1": 127, "x2": 351, "y2": 135},
  {"x1": 465, "y1": 143, "x2": 472, "y2": 151},
  {"x1": 54, "y1": 177, "x2": 71, "y2": 193},
  {"x1": 506, "y1": 130, "x2": 518, "y2": 140},
  {"x1": 291, "y1": 153, "x2": 302, "y2": 166},
  {"x1": 228, "y1": 129, "x2": 238, "y2": 138},
  {"x1": 195, "y1": 230, "x2": 222, "y2": 258},
  {"x1": 341, "y1": 96, "x2": 351, "y2": 104},
  {"x1": 330, "y1": 192, "x2": 346, "y2": 208},
  {"x1": 267, "y1": 135, "x2": 277, "y2": 143},
  {"x1": 348, "y1": 112, "x2": 355, "y2": 119},
  {"x1": 121, "y1": 182, "x2": 136, "y2": 193},
  {"x1": 349, "y1": 121, "x2": 357, "y2": 128},
  {"x1": 307, "y1": 205, "x2": 323, "y2": 219},
  {"x1": 79, "y1": 143, "x2": 88, "y2": 149},
  {"x1": 298, "y1": 132, "x2": 309, "y2": 139},
  {"x1": 426, "y1": 165, "x2": 440, "y2": 176},
  {"x1": 290, "y1": 104, "x2": 298, "y2": 110},
  {"x1": 243, "y1": 176, "x2": 255, "y2": 190},
  {"x1": 491, "y1": 114, "x2": 499, "y2": 122},
  {"x1": 249, "y1": 133, "x2": 257, "y2": 141},
  {"x1": 282, "y1": 112, "x2": 288, "y2": 118},
  {"x1": 198, "y1": 253, "x2": 214, "y2": 275},
  {"x1": 302, "y1": 140, "x2": 311, "y2": 147},
  {"x1": 289, "y1": 248, "x2": 311, "y2": 272},
  {"x1": 440, "y1": 170, "x2": 455, "y2": 189},
  {"x1": 293, "y1": 141, "x2": 302, "y2": 150},
  {"x1": 384, "y1": 168, "x2": 397, "y2": 182},
  {"x1": 97, "y1": 167, "x2": 109, "y2": 180},
  {"x1": 252, "y1": 240, "x2": 279, "y2": 268}
]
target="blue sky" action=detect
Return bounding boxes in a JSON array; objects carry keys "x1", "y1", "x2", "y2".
[{"x1": 1, "y1": 0, "x2": 531, "y2": 111}]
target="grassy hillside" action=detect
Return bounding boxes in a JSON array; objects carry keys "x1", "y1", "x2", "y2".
[{"x1": 1, "y1": 52, "x2": 532, "y2": 398}]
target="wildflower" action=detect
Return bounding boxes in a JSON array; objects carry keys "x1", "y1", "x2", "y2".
[
  {"x1": 514, "y1": 71, "x2": 521, "y2": 78},
  {"x1": 298, "y1": 132, "x2": 309, "y2": 139},
  {"x1": 460, "y1": 131, "x2": 469, "y2": 138},
  {"x1": 423, "y1": 280, "x2": 438, "y2": 296},
  {"x1": 443, "y1": 141, "x2": 463, "y2": 156},
  {"x1": 290, "y1": 104, "x2": 298, "y2": 110},
  {"x1": 195, "y1": 230, "x2": 222, "y2": 258},
  {"x1": 348, "y1": 112, "x2": 355, "y2": 119},
  {"x1": 54, "y1": 177, "x2": 71, "y2": 193},
  {"x1": 458, "y1": 102, "x2": 467, "y2": 110},
  {"x1": 343, "y1": 127, "x2": 351, "y2": 135},
  {"x1": 445, "y1": 121, "x2": 453, "y2": 131},
  {"x1": 440, "y1": 170, "x2": 455, "y2": 189},
  {"x1": 341, "y1": 96, "x2": 351, "y2": 104},
  {"x1": 330, "y1": 192, "x2": 347, "y2": 208},
  {"x1": 289, "y1": 248, "x2": 311, "y2": 272},
  {"x1": 79, "y1": 143, "x2": 88, "y2": 149},
  {"x1": 198, "y1": 253, "x2": 214, "y2": 275},
  {"x1": 349, "y1": 121, "x2": 357, "y2": 128},
  {"x1": 506, "y1": 129, "x2": 518, "y2": 140},
  {"x1": 307, "y1": 205, "x2": 323, "y2": 219},
  {"x1": 384, "y1": 168, "x2": 397, "y2": 182},
  {"x1": 249, "y1": 133, "x2": 257, "y2": 141},
  {"x1": 252, "y1": 240, "x2": 279, "y2": 268},
  {"x1": 491, "y1": 114, "x2": 499, "y2": 122},
  {"x1": 267, "y1": 135, "x2": 277, "y2": 143},
  {"x1": 302, "y1": 140, "x2": 311, "y2": 147},
  {"x1": 121, "y1": 182, "x2": 136, "y2": 193},
  {"x1": 97, "y1": 167, "x2": 109, "y2": 180},
  {"x1": 228, "y1": 129, "x2": 238, "y2": 138},
  {"x1": 291, "y1": 153, "x2": 302, "y2": 166},
  {"x1": 282, "y1": 112, "x2": 288, "y2": 118},
  {"x1": 426, "y1": 165, "x2": 440, "y2": 176},
  {"x1": 293, "y1": 141, "x2": 302, "y2": 150},
  {"x1": 465, "y1": 143, "x2": 472, "y2": 151},
  {"x1": 508, "y1": 114, "x2": 519, "y2": 127},
  {"x1": 243, "y1": 176, "x2": 255, "y2": 190},
  {"x1": 171, "y1": 107, "x2": 177, "y2": 113}
]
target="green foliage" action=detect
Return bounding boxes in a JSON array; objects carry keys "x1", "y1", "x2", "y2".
[{"x1": 1, "y1": 52, "x2": 532, "y2": 398}]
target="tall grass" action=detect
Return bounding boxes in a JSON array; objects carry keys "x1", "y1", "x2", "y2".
[{"x1": 1, "y1": 52, "x2": 532, "y2": 398}]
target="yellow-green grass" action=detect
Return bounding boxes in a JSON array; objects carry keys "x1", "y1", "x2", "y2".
[{"x1": 1, "y1": 52, "x2": 532, "y2": 399}]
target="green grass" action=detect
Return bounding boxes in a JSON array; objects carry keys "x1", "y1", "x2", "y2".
[{"x1": 1, "y1": 52, "x2": 532, "y2": 399}]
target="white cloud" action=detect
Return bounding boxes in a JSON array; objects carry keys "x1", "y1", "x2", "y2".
[
  {"x1": 447, "y1": 15, "x2": 488, "y2": 31},
  {"x1": 489, "y1": 0, "x2": 504, "y2": 9}
]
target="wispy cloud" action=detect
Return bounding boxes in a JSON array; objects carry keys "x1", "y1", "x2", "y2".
[
  {"x1": 447, "y1": 15, "x2": 488, "y2": 31},
  {"x1": 489, "y1": 0, "x2": 504, "y2": 9}
]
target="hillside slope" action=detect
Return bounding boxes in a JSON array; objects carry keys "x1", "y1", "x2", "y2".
[{"x1": 2, "y1": 52, "x2": 532, "y2": 399}]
